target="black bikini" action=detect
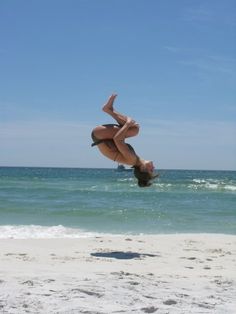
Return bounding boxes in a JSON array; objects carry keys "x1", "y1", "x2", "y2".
[{"x1": 91, "y1": 131, "x2": 139, "y2": 163}]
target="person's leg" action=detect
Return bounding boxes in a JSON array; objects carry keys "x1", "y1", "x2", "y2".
[
  {"x1": 92, "y1": 94, "x2": 139, "y2": 141},
  {"x1": 92, "y1": 121, "x2": 139, "y2": 141},
  {"x1": 91, "y1": 124, "x2": 121, "y2": 141},
  {"x1": 102, "y1": 94, "x2": 139, "y2": 136},
  {"x1": 103, "y1": 94, "x2": 131, "y2": 126}
]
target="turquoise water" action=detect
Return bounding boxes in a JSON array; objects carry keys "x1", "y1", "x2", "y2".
[{"x1": 0, "y1": 167, "x2": 235, "y2": 237}]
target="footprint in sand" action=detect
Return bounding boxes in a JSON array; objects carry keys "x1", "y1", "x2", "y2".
[
  {"x1": 5, "y1": 253, "x2": 34, "y2": 261},
  {"x1": 163, "y1": 299, "x2": 177, "y2": 305},
  {"x1": 125, "y1": 238, "x2": 132, "y2": 241},
  {"x1": 141, "y1": 306, "x2": 158, "y2": 313},
  {"x1": 44, "y1": 279, "x2": 55, "y2": 283},
  {"x1": 21, "y1": 280, "x2": 34, "y2": 286}
]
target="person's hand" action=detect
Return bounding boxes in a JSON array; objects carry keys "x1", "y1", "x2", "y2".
[{"x1": 126, "y1": 117, "x2": 136, "y2": 127}]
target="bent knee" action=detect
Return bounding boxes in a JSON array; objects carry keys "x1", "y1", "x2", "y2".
[
  {"x1": 92, "y1": 125, "x2": 103, "y2": 137},
  {"x1": 127, "y1": 124, "x2": 140, "y2": 137}
]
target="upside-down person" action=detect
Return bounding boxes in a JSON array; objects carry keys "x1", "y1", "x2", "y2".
[{"x1": 91, "y1": 94, "x2": 159, "y2": 187}]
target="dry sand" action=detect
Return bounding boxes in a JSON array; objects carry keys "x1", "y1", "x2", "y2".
[{"x1": 0, "y1": 234, "x2": 235, "y2": 313}]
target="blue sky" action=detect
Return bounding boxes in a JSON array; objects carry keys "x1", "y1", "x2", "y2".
[{"x1": 1, "y1": 0, "x2": 236, "y2": 169}]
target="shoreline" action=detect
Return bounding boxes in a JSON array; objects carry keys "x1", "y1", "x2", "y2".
[
  {"x1": 1, "y1": 224, "x2": 236, "y2": 239},
  {"x1": 0, "y1": 234, "x2": 235, "y2": 313}
]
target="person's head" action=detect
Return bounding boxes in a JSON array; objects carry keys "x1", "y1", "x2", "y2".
[{"x1": 133, "y1": 160, "x2": 158, "y2": 187}]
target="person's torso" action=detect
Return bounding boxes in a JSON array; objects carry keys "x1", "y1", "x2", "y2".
[{"x1": 97, "y1": 140, "x2": 137, "y2": 166}]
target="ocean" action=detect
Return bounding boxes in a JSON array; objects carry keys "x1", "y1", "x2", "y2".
[{"x1": 0, "y1": 167, "x2": 235, "y2": 238}]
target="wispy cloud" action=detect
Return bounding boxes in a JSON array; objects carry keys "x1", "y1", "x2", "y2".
[
  {"x1": 0, "y1": 118, "x2": 235, "y2": 169},
  {"x1": 1, "y1": 100, "x2": 47, "y2": 122},
  {"x1": 163, "y1": 43, "x2": 236, "y2": 77},
  {"x1": 0, "y1": 121, "x2": 92, "y2": 141},
  {"x1": 142, "y1": 119, "x2": 236, "y2": 144},
  {"x1": 163, "y1": 46, "x2": 181, "y2": 54},
  {"x1": 179, "y1": 55, "x2": 236, "y2": 76},
  {"x1": 182, "y1": 3, "x2": 236, "y2": 26},
  {"x1": 183, "y1": 6, "x2": 214, "y2": 23},
  {"x1": 137, "y1": 119, "x2": 236, "y2": 170},
  {"x1": 0, "y1": 120, "x2": 97, "y2": 167}
]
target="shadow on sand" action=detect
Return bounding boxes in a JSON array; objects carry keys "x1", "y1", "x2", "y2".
[{"x1": 91, "y1": 251, "x2": 158, "y2": 260}]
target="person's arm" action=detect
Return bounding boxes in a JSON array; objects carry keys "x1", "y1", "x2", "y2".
[
  {"x1": 113, "y1": 118, "x2": 137, "y2": 162},
  {"x1": 113, "y1": 117, "x2": 134, "y2": 141}
]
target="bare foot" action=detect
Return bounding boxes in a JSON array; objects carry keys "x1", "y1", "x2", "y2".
[{"x1": 102, "y1": 94, "x2": 117, "y2": 113}]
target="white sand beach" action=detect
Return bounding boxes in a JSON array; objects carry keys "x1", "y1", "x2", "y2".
[{"x1": 0, "y1": 234, "x2": 235, "y2": 314}]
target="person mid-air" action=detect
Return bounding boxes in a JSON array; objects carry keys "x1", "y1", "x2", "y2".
[{"x1": 91, "y1": 94, "x2": 158, "y2": 187}]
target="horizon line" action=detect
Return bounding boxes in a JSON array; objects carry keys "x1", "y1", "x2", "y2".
[{"x1": 0, "y1": 165, "x2": 235, "y2": 172}]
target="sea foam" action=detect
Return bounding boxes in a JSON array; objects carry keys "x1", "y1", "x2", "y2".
[{"x1": 0, "y1": 225, "x2": 97, "y2": 239}]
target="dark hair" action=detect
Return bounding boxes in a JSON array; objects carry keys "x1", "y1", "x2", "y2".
[{"x1": 133, "y1": 166, "x2": 154, "y2": 187}]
